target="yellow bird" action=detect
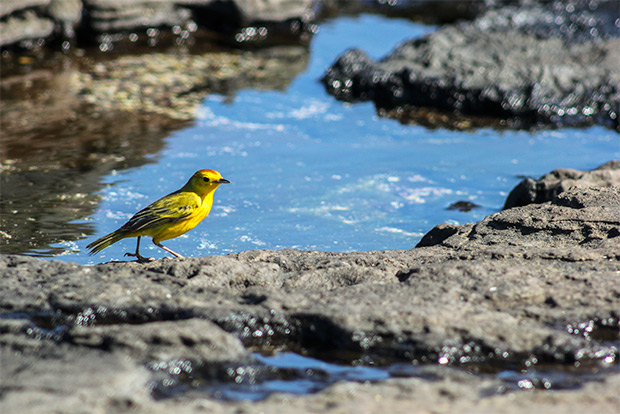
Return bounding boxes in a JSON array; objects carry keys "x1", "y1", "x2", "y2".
[{"x1": 87, "y1": 169, "x2": 230, "y2": 262}]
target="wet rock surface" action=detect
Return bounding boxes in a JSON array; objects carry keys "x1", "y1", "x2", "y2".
[
  {"x1": 2, "y1": 181, "x2": 619, "y2": 412},
  {"x1": 322, "y1": 0, "x2": 620, "y2": 129}
]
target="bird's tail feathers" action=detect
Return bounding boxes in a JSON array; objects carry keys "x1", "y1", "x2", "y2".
[{"x1": 86, "y1": 230, "x2": 126, "y2": 255}]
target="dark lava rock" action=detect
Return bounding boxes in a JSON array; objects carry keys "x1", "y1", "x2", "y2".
[
  {"x1": 322, "y1": 0, "x2": 620, "y2": 129},
  {"x1": 504, "y1": 160, "x2": 620, "y2": 209},
  {"x1": 446, "y1": 200, "x2": 480, "y2": 212}
]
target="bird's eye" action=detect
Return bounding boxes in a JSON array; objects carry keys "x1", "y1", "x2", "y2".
[{"x1": 203, "y1": 177, "x2": 210, "y2": 182}]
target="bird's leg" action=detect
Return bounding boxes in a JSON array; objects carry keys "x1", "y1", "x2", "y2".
[
  {"x1": 153, "y1": 241, "x2": 184, "y2": 259},
  {"x1": 124, "y1": 236, "x2": 154, "y2": 263}
]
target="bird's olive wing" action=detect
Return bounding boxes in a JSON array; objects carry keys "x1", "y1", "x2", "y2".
[{"x1": 120, "y1": 192, "x2": 200, "y2": 232}]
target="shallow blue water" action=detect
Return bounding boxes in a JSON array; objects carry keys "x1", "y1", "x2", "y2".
[
  {"x1": 154, "y1": 351, "x2": 617, "y2": 401},
  {"x1": 53, "y1": 14, "x2": 618, "y2": 264},
  {"x1": 201, "y1": 352, "x2": 392, "y2": 401}
]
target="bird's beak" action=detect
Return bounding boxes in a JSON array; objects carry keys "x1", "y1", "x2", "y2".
[{"x1": 216, "y1": 178, "x2": 230, "y2": 184}]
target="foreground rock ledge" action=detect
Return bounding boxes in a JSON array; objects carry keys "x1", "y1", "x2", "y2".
[{"x1": 1, "y1": 185, "x2": 619, "y2": 413}]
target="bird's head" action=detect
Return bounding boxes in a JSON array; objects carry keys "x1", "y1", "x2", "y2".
[{"x1": 186, "y1": 169, "x2": 230, "y2": 196}]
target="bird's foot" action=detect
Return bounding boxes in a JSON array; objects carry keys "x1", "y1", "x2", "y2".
[
  {"x1": 161, "y1": 254, "x2": 183, "y2": 261},
  {"x1": 124, "y1": 252, "x2": 154, "y2": 263},
  {"x1": 153, "y1": 241, "x2": 184, "y2": 259}
]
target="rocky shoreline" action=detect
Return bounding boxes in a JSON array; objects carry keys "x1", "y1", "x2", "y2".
[
  {"x1": 2, "y1": 2, "x2": 619, "y2": 411},
  {"x1": 2, "y1": 163, "x2": 619, "y2": 413}
]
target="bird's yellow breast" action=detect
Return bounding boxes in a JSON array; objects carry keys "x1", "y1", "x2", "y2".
[{"x1": 145, "y1": 195, "x2": 213, "y2": 243}]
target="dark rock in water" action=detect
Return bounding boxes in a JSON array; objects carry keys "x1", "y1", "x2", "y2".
[
  {"x1": 2, "y1": 180, "x2": 619, "y2": 412},
  {"x1": 446, "y1": 200, "x2": 479, "y2": 212},
  {"x1": 504, "y1": 160, "x2": 620, "y2": 209},
  {"x1": 322, "y1": 0, "x2": 620, "y2": 129}
]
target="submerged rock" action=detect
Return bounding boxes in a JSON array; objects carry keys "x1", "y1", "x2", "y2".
[
  {"x1": 1, "y1": 180, "x2": 619, "y2": 412},
  {"x1": 446, "y1": 200, "x2": 479, "y2": 212},
  {"x1": 322, "y1": 0, "x2": 620, "y2": 129},
  {"x1": 76, "y1": 46, "x2": 309, "y2": 120}
]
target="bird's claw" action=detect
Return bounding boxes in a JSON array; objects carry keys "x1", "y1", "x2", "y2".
[{"x1": 124, "y1": 252, "x2": 154, "y2": 263}]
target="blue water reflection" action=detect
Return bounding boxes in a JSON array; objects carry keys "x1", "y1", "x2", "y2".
[
  {"x1": 59, "y1": 14, "x2": 618, "y2": 264},
  {"x1": 200, "y1": 352, "x2": 391, "y2": 401}
]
